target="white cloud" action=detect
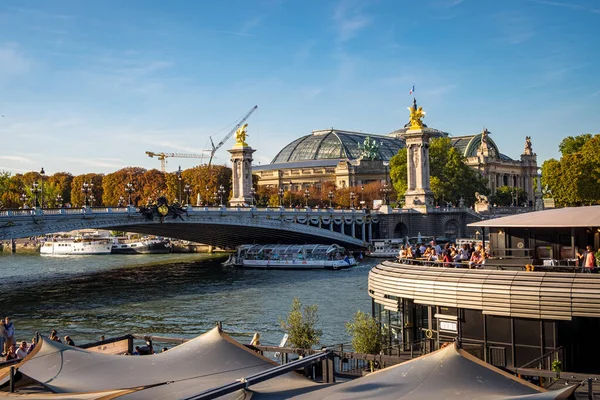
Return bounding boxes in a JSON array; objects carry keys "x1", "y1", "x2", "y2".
[
  {"x1": 333, "y1": 1, "x2": 372, "y2": 42},
  {"x1": 0, "y1": 155, "x2": 33, "y2": 163},
  {"x1": 0, "y1": 44, "x2": 31, "y2": 75}
]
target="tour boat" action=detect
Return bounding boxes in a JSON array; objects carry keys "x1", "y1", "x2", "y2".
[
  {"x1": 367, "y1": 239, "x2": 405, "y2": 258},
  {"x1": 40, "y1": 237, "x2": 113, "y2": 255},
  {"x1": 111, "y1": 238, "x2": 171, "y2": 254},
  {"x1": 223, "y1": 244, "x2": 357, "y2": 270}
]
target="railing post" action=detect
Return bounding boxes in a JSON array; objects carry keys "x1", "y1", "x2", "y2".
[
  {"x1": 588, "y1": 378, "x2": 593, "y2": 400},
  {"x1": 9, "y1": 366, "x2": 15, "y2": 392}
]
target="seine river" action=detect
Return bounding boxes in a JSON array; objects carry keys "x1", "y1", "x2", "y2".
[{"x1": 0, "y1": 252, "x2": 376, "y2": 347}]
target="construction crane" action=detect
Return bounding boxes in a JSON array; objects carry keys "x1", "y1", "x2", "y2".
[
  {"x1": 145, "y1": 151, "x2": 210, "y2": 172},
  {"x1": 208, "y1": 105, "x2": 258, "y2": 167}
]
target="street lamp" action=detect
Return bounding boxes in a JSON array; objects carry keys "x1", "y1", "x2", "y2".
[
  {"x1": 350, "y1": 191, "x2": 356, "y2": 209},
  {"x1": 360, "y1": 185, "x2": 364, "y2": 202},
  {"x1": 89, "y1": 193, "x2": 96, "y2": 207},
  {"x1": 278, "y1": 188, "x2": 284, "y2": 207},
  {"x1": 184, "y1": 184, "x2": 192, "y2": 205},
  {"x1": 81, "y1": 181, "x2": 93, "y2": 207},
  {"x1": 55, "y1": 194, "x2": 63, "y2": 208},
  {"x1": 31, "y1": 182, "x2": 41, "y2": 208},
  {"x1": 250, "y1": 187, "x2": 256, "y2": 207},
  {"x1": 40, "y1": 167, "x2": 45, "y2": 208},
  {"x1": 380, "y1": 183, "x2": 391, "y2": 205},
  {"x1": 117, "y1": 196, "x2": 124, "y2": 207},
  {"x1": 213, "y1": 191, "x2": 218, "y2": 206},
  {"x1": 125, "y1": 182, "x2": 134, "y2": 205},
  {"x1": 328, "y1": 190, "x2": 334, "y2": 208},
  {"x1": 176, "y1": 166, "x2": 183, "y2": 204},
  {"x1": 288, "y1": 181, "x2": 293, "y2": 208},
  {"x1": 20, "y1": 192, "x2": 28, "y2": 208},
  {"x1": 217, "y1": 185, "x2": 226, "y2": 206},
  {"x1": 304, "y1": 188, "x2": 310, "y2": 208}
]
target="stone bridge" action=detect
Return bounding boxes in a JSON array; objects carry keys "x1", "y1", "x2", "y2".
[{"x1": 0, "y1": 206, "x2": 374, "y2": 248}]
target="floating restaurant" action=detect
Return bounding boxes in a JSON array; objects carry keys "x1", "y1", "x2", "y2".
[{"x1": 369, "y1": 205, "x2": 600, "y2": 373}]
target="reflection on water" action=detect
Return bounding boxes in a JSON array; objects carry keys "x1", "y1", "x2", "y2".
[{"x1": 0, "y1": 253, "x2": 376, "y2": 346}]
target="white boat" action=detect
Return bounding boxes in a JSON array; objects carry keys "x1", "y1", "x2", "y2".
[
  {"x1": 367, "y1": 239, "x2": 405, "y2": 258},
  {"x1": 224, "y1": 244, "x2": 357, "y2": 270},
  {"x1": 40, "y1": 237, "x2": 112, "y2": 255},
  {"x1": 111, "y1": 238, "x2": 171, "y2": 254}
]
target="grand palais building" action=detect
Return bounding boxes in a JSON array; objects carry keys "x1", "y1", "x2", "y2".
[{"x1": 253, "y1": 109, "x2": 539, "y2": 204}]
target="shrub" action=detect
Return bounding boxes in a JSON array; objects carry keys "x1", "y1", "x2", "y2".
[
  {"x1": 346, "y1": 310, "x2": 383, "y2": 371},
  {"x1": 279, "y1": 297, "x2": 322, "y2": 351}
]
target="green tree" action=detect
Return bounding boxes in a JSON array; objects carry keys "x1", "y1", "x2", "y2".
[
  {"x1": 389, "y1": 137, "x2": 488, "y2": 206},
  {"x1": 345, "y1": 311, "x2": 383, "y2": 371},
  {"x1": 558, "y1": 133, "x2": 592, "y2": 156},
  {"x1": 48, "y1": 172, "x2": 74, "y2": 206},
  {"x1": 542, "y1": 134, "x2": 600, "y2": 206},
  {"x1": 279, "y1": 297, "x2": 322, "y2": 351},
  {"x1": 488, "y1": 186, "x2": 528, "y2": 207}
]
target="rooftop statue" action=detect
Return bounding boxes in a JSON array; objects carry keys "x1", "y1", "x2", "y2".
[
  {"x1": 523, "y1": 136, "x2": 533, "y2": 155},
  {"x1": 358, "y1": 136, "x2": 381, "y2": 161},
  {"x1": 407, "y1": 98, "x2": 426, "y2": 130},
  {"x1": 235, "y1": 123, "x2": 249, "y2": 146}
]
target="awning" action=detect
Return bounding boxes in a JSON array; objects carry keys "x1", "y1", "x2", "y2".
[{"x1": 469, "y1": 206, "x2": 600, "y2": 228}]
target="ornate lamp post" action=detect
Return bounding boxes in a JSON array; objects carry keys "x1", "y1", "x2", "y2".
[
  {"x1": 350, "y1": 191, "x2": 356, "y2": 209},
  {"x1": 55, "y1": 194, "x2": 63, "y2": 208},
  {"x1": 380, "y1": 183, "x2": 391, "y2": 205},
  {"x1": 278, "y1": 188, "x2": 284, "y2": 207},
  {"x1": 176, "y1": 166, "x2": 183, "y2": 204},
  {"x1": 40, "y1": 167, "x2": 45, "y2": 208},
  {"x1": 304, "y1": 189, "x2": 310, "y2": 208},
  {"x1": 328, "y1": 190, "x2": 334, "y2": 208},
  {"x1": 289, "y1": 181, "x2": 293, "y2": 208},
  {"x1": 20, "y1": 192, "x2": 28, "y2": 208},
  {"x1": 81, "y1": 181, "x2": 93, "y2": 207},
  {"x1": 213, "y1": 191, "x2": 218, "y2": 207},
  {"x1": 125, "y1": 182, "x2": 134, "y2": 205},
  {"x1": 31, "y1": 182, "x2": 41, "y2": 208},
  {"x1": 117, "y1": 196, "x2": 124, "y2": 207},
  {"x1": 217, "y1": 184, "x2": 226, "y2": 206},
  {"x1": 89, "y1": 193, "x2": 96, "y2": 207},
  {"x1": 250, "y1": 187, "x2": 256, "y2": 207},
  {"x1": 184, "y1": 184, "x2": 192, "y2": 205}
]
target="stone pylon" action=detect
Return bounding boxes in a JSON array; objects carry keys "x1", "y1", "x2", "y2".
[
  {"x1": 228, "y1": 125, "x2": 256, "y2": 207},
  {"x1": 403, "y1": 99, "x2": 441, "y2": 210}
]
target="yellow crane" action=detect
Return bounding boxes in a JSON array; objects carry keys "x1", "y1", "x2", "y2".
[{"x1": 145, "y1": 151, "x2": 210, "y2": 172}]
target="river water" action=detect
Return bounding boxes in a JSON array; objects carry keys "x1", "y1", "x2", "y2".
[{"x1": 0, "y1": 252, "x2": 377, "y2": 347}]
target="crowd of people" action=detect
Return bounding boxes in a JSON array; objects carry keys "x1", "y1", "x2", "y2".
[
  {"x1": 398, "y1": 240, "x2": 488, "y2": 268},
  {"x1": 0, "y1": 319, "x2": 76, "y2": 362}
]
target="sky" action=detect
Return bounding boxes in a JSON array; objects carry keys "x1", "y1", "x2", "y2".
[{"x1": 0, "y1": 0, "x2": 599, "y2": 175}]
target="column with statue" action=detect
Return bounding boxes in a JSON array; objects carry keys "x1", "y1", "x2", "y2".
[
  {"x1": 403, "y1": 99, "x2": 441, "y2": 211},
  {"x1": 228, "y1": 123, "x2": 256, "y2": 207}
]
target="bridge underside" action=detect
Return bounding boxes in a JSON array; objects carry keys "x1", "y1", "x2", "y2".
[{"x1": 105, "y1": 223, "x2": 363, "y2": 249}]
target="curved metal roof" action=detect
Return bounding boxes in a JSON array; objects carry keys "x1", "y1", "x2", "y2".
[
  {"x1": 450, "y1": 132, "x2": 506, "y2": 159},
  {"x1": 469, "y1": 205, "x2": 600, "y2": 228},
  {"x1": 271, "y1": 129, "x2": 405, "y2": 164}
]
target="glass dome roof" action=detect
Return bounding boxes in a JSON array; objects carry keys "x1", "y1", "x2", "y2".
[{"x1": 271, "y1": 129, "x2": 405, "y2": 164}]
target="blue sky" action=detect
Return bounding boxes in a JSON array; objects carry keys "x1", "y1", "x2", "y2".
[{"x1": 0, "y1": 0, "x2": 599, "y2": 175}]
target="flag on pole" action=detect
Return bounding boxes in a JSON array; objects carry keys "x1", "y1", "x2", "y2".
[{"x1": 409, "y1": 85, "x2": 415, "y2": 95}]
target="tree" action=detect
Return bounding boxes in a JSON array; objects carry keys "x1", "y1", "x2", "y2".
[
  {"x1": 279, "y1": 297, "x2": 322, "y2": 351},
  {"x1": 558, "y1": 134, "x2": 592, "y2": 156},
  {"x1": 542, "y1": 134, "x2": 600, "y2": 206},
  {"x1": 389, "y1": 137, "x2": 488, "y2": 206},
  {"x1": 488, "y1": 186, "x2": 528, "y2": 207},
  {"x1": 345, "y1": 310, "x2": 383, "y2": 371},
  {"x1": 48, "y1": 172, "x2": 74, "y2": 206},
  {"x1": 71, "y1": 173, "x2": 104, "y2": 206}
]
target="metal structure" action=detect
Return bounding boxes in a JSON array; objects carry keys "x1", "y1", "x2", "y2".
[
  {"x1": 207, "y1": 105, "x2": 258, "y2": 167},
  {"x1": 0, "y1": 206, "x2": 372, "y2": 248},
  {"x1": 145, "y1": 151, "x2": 210, "y2": 172}
]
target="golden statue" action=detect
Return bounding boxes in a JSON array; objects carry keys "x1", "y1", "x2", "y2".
[
  {"x1": 235, "y1": 123, "x2": 249, "y2": 146},
  {"x1": 407, "y1": 99, "x2": 426, "y2": 130}
]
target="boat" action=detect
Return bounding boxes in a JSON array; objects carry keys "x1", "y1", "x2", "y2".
[
  {"x1": 111, "y1": 238, "x2": 171, "y2": 254},
  {"x1": 40, "y1": 237, "x2": 113, "y2": 255},
  {"x1": 367, "y1": 239, "x2": 404, "y2": 258},
  {"x1": 223, "y1": 244, "x2": 357, "y2": 270}
]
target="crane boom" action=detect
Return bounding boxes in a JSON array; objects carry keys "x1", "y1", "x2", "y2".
[
  {"x1": 208, "y1": 105, "x2": 258, "y2": 167},
  {"x1": 145, "y1": 151, "x2": 210, "y2": 172}
]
